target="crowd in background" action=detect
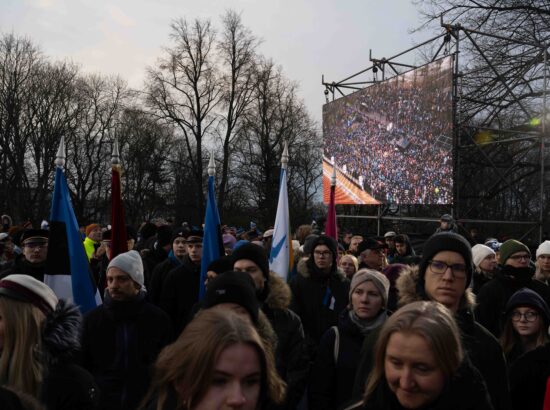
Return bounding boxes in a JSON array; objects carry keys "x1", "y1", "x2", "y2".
[{"x1": 1, "y1": 212, "x2": 550, "y2": 409}]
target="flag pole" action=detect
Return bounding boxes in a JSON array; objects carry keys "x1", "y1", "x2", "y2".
[{"x1": 110, "y1": 138, "x2": 127, "y2": 259}]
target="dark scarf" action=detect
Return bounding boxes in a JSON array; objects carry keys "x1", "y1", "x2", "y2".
[{"x1": 349, "y1": 309, "x2": 388, "y2": 335}]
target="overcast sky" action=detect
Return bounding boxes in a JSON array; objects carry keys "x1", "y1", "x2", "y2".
[{"x1": 0, "y1": 0, "x2": 431, "y2": 124}]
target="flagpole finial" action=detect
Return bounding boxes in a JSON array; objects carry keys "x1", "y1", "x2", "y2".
[
  {"x1": 331, "y1": 163, "x2": 337, "y2": 186},
  {"x1": 111, "y1": 139, "x2": 120, "y2": 165},
  {"x1": 281, "y1": 140, "x2": 289, "y2": 170},
  {"x1": 208, "y1": 151, "x2": 215, "y2": 177},
  {"x1": 55, "y1": 136, "x2": 66, "y2": 168}
]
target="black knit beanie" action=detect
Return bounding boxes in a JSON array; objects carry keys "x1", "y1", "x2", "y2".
[
  {"x1": 505, "y1": 287, "x2": 550, "y2": 324},
  {"x1": 231, "y1": 243, "x2": 270, "y2": 280},
  {"x1": 309, "y1": 235, "x2": 338, "y2": 261},
  {"x1": 418, "y1": 232, "x2": 474, "y2": 286},
  {"x1": 202, "y1": 271, "x2": 260, "y2": 324}
]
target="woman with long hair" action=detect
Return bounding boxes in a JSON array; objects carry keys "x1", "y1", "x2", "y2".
[
  {"x1": 500, "y1": 288, "x2": 550, "y2": 366},
  {"x1": 0, "y1": 274, "x2": 98, "y2": 409},
  {"x1": 346, "y1": 301, "x2": 492, "y2": 410},
  {"x1": 142, "y1": 308, "x2": 286, "y2": 409}
]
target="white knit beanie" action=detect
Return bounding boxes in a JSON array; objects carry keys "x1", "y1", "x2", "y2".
[
  {"x1": 472, "y1": 244, "x2": 495, "y2": 268},
  {"x1": 0, "y1": 274, "x2": 58, "y2": 314},
  {"x1": 107, "y1": 250, "x2": 145, "y2": 289},
  {"x1": 536, "y1": 240, "x2": 550, "y2": 258}
]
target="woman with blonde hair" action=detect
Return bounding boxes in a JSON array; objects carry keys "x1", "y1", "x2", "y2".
[
  {"x1": 346, "y1": 301, "x2": 492, "y2": 410},
  {"x1": 142, "y1": 308, "x2": 286, "y2": 409},
  {"x1": 0, "y1": 274, "x2": 98, "y2": 409}
]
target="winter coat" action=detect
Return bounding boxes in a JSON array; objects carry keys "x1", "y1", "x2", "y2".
[
  {"x1": 353, "y1": 266, "x2": 510, "y2": 410},
  {"x1": 149, "y1": 254, "x2": 182, "y2": 306},
  {"x1": 141, "y1": 242, "x2": 169, "y2": 288},
  {"x1": 472, "y1": 269, "x2": 492, "y2": 295},
  {"x1": 0, "y1": 387, "x2": 25, "y2": 410},
  {"x1": 308, "y1": 308, "x2": 375, "y2": 410},
  {"x1": 81, "y1": 291, "x2": 173, "y2": 410},
  {"x1": 475, "y1": 264, "x2": 550, "y2": 338},
  {"x1": 41, "y1": 300, "x2": 99, "y2": 410},
  {"x1": 0, "y1": 254, "x2": 46, "y2": 281},
  {"x1": 509, "y1": 342, "x2": 550, "y2": 410},
  {"x1": 346, "y1": 358, "x2": 493, "y2": 410},
  {"x1": 263, "y1": 273, "x2": 309, "y2": 410},
  {"x1": 289, "y1": 259, "x2": 350, "y2": 359},
  {"x1": 158, "y1": 254, "x2": 201, "y2": 334}
]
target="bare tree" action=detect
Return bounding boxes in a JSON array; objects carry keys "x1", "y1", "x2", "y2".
[
  {"x1": 215, "y1": 10, "x2": 258, "y2": 216},
  {"x1": 145, "y1": 18, "x2": 221, "y2": 215}
]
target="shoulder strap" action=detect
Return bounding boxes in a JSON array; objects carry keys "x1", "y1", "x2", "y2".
[{"x1": 332, "y1": 326, "x2": 340, "y2": 363}]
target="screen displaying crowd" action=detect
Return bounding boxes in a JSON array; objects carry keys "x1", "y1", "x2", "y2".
[{"x1": 323, "y1": 56, "x2": 454, "y2": 204}]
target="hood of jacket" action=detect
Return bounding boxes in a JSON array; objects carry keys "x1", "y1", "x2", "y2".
[
  {"x1": 265, "y1": 272, "x2": 292, "y2": 310},
  {"x1": 41, "y1": 300, "x2": 82, "y2": 366},
  {"x1": 395, "y1": 264, "x2": 475, "y2": 311},
  {"x1": 297, "y1": 257, "x2": 347, "y2": 282}
]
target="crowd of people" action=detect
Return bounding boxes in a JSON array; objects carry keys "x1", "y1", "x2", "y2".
[
  {"x1": 1, "y1": 212, "x2": 550, "y2": 409},
  {"x1": 324, "y1": 57, "x2": 453, "y2": 204}
]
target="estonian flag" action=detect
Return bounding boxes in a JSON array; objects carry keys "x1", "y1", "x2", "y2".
[{"x1": 45, "y1": 166, "x2": 101, "y2": 314}]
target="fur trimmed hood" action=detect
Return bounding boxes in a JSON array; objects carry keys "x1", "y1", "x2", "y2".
[
  {"x1": 41, "y1": 299, "x2": 83, "y2": 366},
  {"x1": 396, "y1": 264, "x2": 476, "y2": 310},
  {"x1": 296, "y1": 258, "x2": 347, "y2": 281},
  {"x1": 265, "y1": 272, "x2": 292, "y2": 310}
]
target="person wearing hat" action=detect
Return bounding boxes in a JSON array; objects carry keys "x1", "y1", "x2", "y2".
[
  {"x1": 81, "y1": 250, "x2": 173, "y2": 410},
  {"x1": 357, "y1": 237, "x2": 388, "y2": 271},
  {"x1": 535, "y1": 240, "x2": 550, "y2": 285},
  {"x1": 471, "y1": 244, "x2": 497, "y2": 294},
  {"x1": 232, "y1": 243, "x2": 309, "y2": 410},
  {"x1": 290, "y1": 235, "x2": 350, "y2": 361},
  {"x1": 309, "y1": 269, "x2": 389, "y2": 410},
  {"x1": 262, "y1": 228, "x2": 274, "y2": 254},
  {"x1": 0, "y1": 229, "x2": 49, "y2": 281},
  {"x1": 476, "y1": 239, "x2": 550, "y2": 339},
  {"x1": 148, "y1": 229, "x2": 189, "y2": 305},
  {"x1": 353, "y1": 232, "x2": 510, "y2": 410},
  {"x1": 83, "y1": 223, "x2": 102, "y2": 261},
  {"x1": 383, "y1": 231, "x2": 397, "y2": 261},
  {"x1": 392, "y1": 234, "x2": 420, "y2": 266},
  {"x1": 158, "y1": 230, "x2": 204, "y2": 333},
  {"x1": 500, "y1": 288, "x2": 550, "y2": 367},
  {"x1": 0, "y1": 274, "x2": 98, "y2": 409},
  {"x1": 141, "y1": 225, "x2": 174, "y2": 286},
  {"x1": 435, "y1": 213, "x2": 458, "y2": 233}
]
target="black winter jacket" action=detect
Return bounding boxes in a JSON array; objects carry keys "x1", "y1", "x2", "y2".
[
  {"x1": 263, "y1": 273, "x2": 309, "y2": 410},
  {"x1": 289, "y1": 259, "x2": 350, "y2": 360},
  {"x1": 308, "y1": 308, "x2": 374, "y2": 410},
  {"x1": 509, "y1": 342, "x2": 550, "y2": 410},
  {"x1": 158, "y1": 255, "x2": 201, "y2": 334},
  {"x1": 475, "y1": 265, "x2": 550, "y2": 338},
  {"x1": 141, "y1": 242, "x2": 169, "y2": 288},
  {"x1": 346, "y1": 358, "x2": 493, "y2": 410},
  {"x1": 81, "y1": 291, "x2": 173, "y2": 410},
  {"x1": 149, "y1": 255, "x2": 181, "y2": 306},
  {"x1": 41, "y1": 301, "x2": 99, "y2": 410},
  {"x1": 0, "y1": 254, "x2": 46, "y2": 281}
]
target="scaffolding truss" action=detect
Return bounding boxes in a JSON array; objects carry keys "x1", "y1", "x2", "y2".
[{"x1": 322, "y1": 19, "x2": 549, "y2": 242}]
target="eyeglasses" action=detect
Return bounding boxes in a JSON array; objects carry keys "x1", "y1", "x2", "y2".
[
  {"x1": 428, "y1": 260, "x2": 467, "y2": 279},
  {"x1": 508, "y1": 254, "x2": 530, "y2": 261},
  {"x1": 511, "y1": 311, "x2": 539, "y2": 322},
  {"x1": 314, "y1": 251, "x2": 332, "y2": 257}
]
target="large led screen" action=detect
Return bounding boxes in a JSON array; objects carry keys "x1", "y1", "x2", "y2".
[{"x1": 323, "y1": 56, "x2": 453, "y2": 205}]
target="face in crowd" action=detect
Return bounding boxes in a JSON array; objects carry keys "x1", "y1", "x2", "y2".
[
  {"x1": 424, "y1": 250, "x2": 467, "y2": 313},
  {"x1": 313, "y1": 245, "x2": 333, "y2": 273},
  {"x1": 173, "y1": 237, "x2": 187, "y2": 259},
  {"x1": 360, "y1": 248, "x2": 385, "y2": 270},
  {"x1": 338, "y1": 255, "x2": 357, "y2": 278},
  {"x1": 349, "y1": 236, "x2": 363, "y2": 254},
  {"x1": 511, "y1": 306, "x2": 542, "y2": 340},
  {"x1": 22, "y1": 239, "x2": 48, "y2": 264},
  {"x1": 538, "y1": 254, "x2": 550, "y2": 274},
  {"x1": 351, "y1": 280, "x2": 384, "y2": 321},
  {"x1": 395, "y1": 241, "x2": 407, "y2": 256},
  {"x1": 479, "y1": 253, "x2": 497, "y2": 273},
  {"x1": 506, "y1": 251, "x2": 530, "y2": 268},
  {"x1": 106, "y1": 267, "x2": 140, "y2": 301},
  {"x1": 234, "y1": 259, "x2": 265, "y2": 292},
  {"x1": 187, "y1": 242, "x2": 203, "y2": 263},
  {"x1": 88, "y1": 226, "x2": 102, "y2": 242}
]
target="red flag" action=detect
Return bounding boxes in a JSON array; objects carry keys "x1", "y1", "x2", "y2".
[
  {"x1": 110, "y1": 165, "x2": 127, "y2": 259},
  {"x1": 325, "y1": 178, "x2": 338, "y2": 240}
]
